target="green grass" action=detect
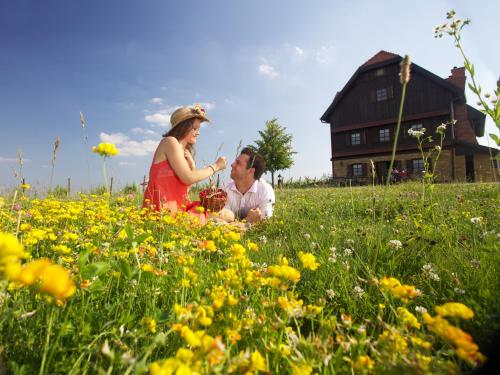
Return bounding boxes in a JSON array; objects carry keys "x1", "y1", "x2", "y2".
[{"x1": 0, "y1": 182, "x2": 498, "y2": 374}]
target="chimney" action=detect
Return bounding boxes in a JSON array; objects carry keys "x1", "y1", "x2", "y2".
[{"x1": 446, "y1": 66, "x2": 466, "y2": 90}]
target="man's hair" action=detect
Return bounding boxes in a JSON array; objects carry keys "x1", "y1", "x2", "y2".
[{"x1": 240, "y1": 147, "x2": 266, "y2": 180}]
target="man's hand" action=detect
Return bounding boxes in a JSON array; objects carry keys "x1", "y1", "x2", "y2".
[{"x1": 245, "y1": 208, "x2": 262, "y2": 223}]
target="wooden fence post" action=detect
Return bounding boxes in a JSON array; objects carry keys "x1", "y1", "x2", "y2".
[
  {"x1": 142, "y1": 175, "x2": 147, "y2": 193},
  {"x1": 110, "y1": 177, "x2": 114, "y2": 195},
  {"x1": 67, "y1": 177, "x2": 71, "y2": 196}
]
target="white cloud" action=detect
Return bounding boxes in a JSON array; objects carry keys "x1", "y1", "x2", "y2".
[
  {"x1": 99, "y1": 132, "x2": 158, "y2": 157},
  {"x1": 224, "y1": 98, "x2": 234, "y2": 105},
  {"x1": 99, "y1": 132, "x2": 129, "y2": 145},
  {"x1": 150, "y1": 97, "x2": 163, "y2": 104},
  {"x1": 144, "y1": 112, "x2": 171, "y2": 126},
  {"x1": 0, "y1": 157, "x2": 18, "y2": 163},
  {"x1": 258, "y1": 63, "x2": 279, "y2": 78},
  {"x1": 119, "y1": 161, "x2": 137, "y2": 166},
  {"x1": 131, "y1": 127, "x2": 160, "y2": 137},
  {"x1": 294, "y1": 46, "x2": 304, "y2": 55},
  {"x1": 316, "y1": 45, "x2": 336, "y2": 64}
]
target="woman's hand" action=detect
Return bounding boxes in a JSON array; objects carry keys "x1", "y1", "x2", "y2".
[
  {"x1": 184, "y1": 149, "x2": 196, "y2": 170},
  {"x1": 214, "y1": 156, "x2": 227, "y2": 172}
]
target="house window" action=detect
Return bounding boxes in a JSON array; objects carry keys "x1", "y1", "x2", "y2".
[
  {"x1": 351, "y1": 132, "x2": 361, "y2": 145},
  {"x1": 376, "y1": 88, "x2": 388, "y2": 101},
  {"x1": 412, "y1": 159, "x2": 424, "y2": 173},
  {"x1": 379, "y1": 128, "x2": 390, "y2": 142},
  {"x1": 375, "y1": 68, "x2": 385, "y2": 77},
  {"x1": 410, "y1": 123, "x2": 423, "y2": 131},
  {"x1": 352, "y1": 164, "x2": 363, "y2": 176}
]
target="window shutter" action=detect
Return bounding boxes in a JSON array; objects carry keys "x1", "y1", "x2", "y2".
[{"x1": 388, "y1": 85, "x2": 394, "y2": 99}]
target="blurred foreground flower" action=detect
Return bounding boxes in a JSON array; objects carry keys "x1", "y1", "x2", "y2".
[
  {"x1": 92, "y1": 142, "x2": 119, "y2": 157},
  {"x1": 0, "y1": 232, "x2": 28, "y2": 280}
]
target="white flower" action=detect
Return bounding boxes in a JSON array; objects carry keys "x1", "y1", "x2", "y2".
[
  {"x1": 319, "y1": 225, "x2": 324, "y2": 230},
  {"x1": 311, "y1": 241, "x2": 318, "y2": 249},
  {"x1": 304, "y1": 233, "x2": 311, "y2": 240},
  {"x1": 260, "y1": 235, "x2": 268, "y2": 244},
  {"x1": 422, "y1": 264, "x2": 440, "y2": 282},
  {"x1": 454, "y1": 288, "x2": 465, "y2": 295},
  {"x1": 343, "y1": 248, "x2": 353, "y2": 256},
  {"x1": 353, "y1": 286, "x2": 365, "y2": 297},
  {"x1": 434, "y1": 145, "x2": 441, "y2": 152},
  {"x1": 326, "y1": 289, "x2": 336, "y2": 299},
  {"x1": 346, "y1": 239, "x2": 354, "y2": 246},
  {"x1": 415, "y1": 306, "x2": 428, "y2": 314},
  {"x1": 470, "y1": 217, "x2": 483, "y2": 224},
  {"x1": 388, "y1": 239, "x2": 403, "y2": 250},
  {"x1": 436, "y1": 123, "x2": 447, "y2": 134}
]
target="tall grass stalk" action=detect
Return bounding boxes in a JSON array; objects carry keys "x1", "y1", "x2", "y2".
[
  {"x1": 49, "y1": 137, "x2": 61, "y2": 193},
  {"x1": 386, "y1": 55, "x2": 410, "y2": 187}
]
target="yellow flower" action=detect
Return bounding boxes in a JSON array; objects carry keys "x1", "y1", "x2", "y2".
[
  {"x1": 20, "y1": 183, "x2": 30, "y2": 190},
  {"x1": 249, "y1": 350, "x2": 266, "y2": 372},
  {"x1": 435, "y1": 302, "x2": 474, "y2": 320},
  {"x1": 353, "y1": 355, "x2": 374, "y2": 371},
  {"x1": 397, "y1": 307, "x2": 421, "y2": 329},
  {"x1": 92, "y1": 142, "x2": 119, "y2": 157},
  {"x1": 298, "y1": 251, "x2": 319, "y2": 271},
  {"x1": 291, "y1": 363, "x2": 313, "y2": 375},
  {"x1": 0, "y1": 232, "x2": 28, "y2": 280},
  {"x1": 38, "y1": 263, "x2": 76, "y2": 300},
  {"x1": 380, "y1": 276, "x2": 421, "y2": 302},
  {"x1": 143, "y1": 317, "x2": 157, "y2": 333}
]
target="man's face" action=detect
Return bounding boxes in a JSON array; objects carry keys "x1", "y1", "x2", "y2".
[{"x1": 230, "y1": 154, "x2": 254, "y2": 181}]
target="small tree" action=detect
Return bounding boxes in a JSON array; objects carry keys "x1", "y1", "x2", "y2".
[{"x1": 251, "y1": 118, "x2": 296, "y2": 187}]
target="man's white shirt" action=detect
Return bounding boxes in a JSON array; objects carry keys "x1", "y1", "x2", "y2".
[{"x1": 224, "y1": 179, "x2": 275, "y2": 219}]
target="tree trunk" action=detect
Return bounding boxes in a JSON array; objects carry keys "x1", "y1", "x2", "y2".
[{"x1": 271, "y1": 172, "x2": 275, "y2": 188}]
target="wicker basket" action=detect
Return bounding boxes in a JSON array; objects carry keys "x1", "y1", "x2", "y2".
[{"x1": 199, "y1": 189, "x2": 227, "y2": 212}]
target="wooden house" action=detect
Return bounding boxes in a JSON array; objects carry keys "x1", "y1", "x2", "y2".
[{"x1": 320, "y1": 51, "x2": 498, "y2": 183}]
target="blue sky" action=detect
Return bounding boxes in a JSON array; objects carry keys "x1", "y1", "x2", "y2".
[{"x1": 1, "y1": 0, "x2": 499, "y2": 192}]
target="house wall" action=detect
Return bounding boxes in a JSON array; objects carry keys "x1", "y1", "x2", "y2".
[
  {"x1": 332, "y1": 149, "x2": 498, "y2": 183},
  {"x1": 474, "y1": 153, "x2": 498, "y2": 182}
]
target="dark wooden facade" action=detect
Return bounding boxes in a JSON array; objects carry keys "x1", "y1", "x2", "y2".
[{"x1": 321, "y1": 51, "x2": 498, "y2": 183}]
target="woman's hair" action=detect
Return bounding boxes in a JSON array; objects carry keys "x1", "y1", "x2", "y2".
[{"x1": 162, "y1": 118, "x2": 196, "y2": 155}]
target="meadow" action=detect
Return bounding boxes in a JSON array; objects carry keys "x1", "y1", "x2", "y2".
[{"x1": 0, "y1": 181, "x2": 499, "y2": 374}]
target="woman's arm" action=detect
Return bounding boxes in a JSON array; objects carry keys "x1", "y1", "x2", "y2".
[{"x1": 163, "y1": 137, "x2": 226, "y2": 185}]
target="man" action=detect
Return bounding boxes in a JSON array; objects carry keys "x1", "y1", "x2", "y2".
[{"x1": 222, "y1": 147, "x2": 275, "y2": 223}]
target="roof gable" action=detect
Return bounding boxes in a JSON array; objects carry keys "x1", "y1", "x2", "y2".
[{"x1": 321, "y1": 51, "x2": 466, "y2": 123}]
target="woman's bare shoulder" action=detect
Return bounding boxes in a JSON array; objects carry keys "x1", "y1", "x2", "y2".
[{"x1": 160, "y1": 137, "x2": 181, "y2": 149}]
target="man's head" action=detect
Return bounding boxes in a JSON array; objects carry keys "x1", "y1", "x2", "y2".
[{"x1": 230, "y1": 147, "x2": 266, "y2": 182}]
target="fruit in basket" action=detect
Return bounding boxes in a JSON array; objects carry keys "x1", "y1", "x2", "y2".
[{"x1": 199, "y1": 188, "x2": 227, "y2": 212}]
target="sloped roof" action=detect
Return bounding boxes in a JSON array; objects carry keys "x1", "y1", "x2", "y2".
[
  {"x1": 320, "y1": 51, "x2": 466, "y2": 123},
  {"x1": 361, "y1": 50, "x2": 399, "y2": 67}
]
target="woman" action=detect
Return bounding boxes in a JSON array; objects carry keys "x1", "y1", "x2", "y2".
[{"x1": 143, "y1": 104, "x2": 227, "y2": 218}]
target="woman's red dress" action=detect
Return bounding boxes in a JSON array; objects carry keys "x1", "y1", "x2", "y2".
[{"x1": 143, "y1": 160, "x2": 200, "y2": 213}]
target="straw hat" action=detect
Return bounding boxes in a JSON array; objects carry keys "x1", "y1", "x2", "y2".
[{"x1": 170, "y1": 104, "x2": 210, "y2": 127}]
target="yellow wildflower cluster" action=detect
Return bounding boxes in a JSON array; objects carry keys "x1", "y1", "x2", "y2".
[
  {"x1": 435, "y1": 302, "x2": 474, "y2": 320},
  {"x1": 380, "y1": 276, "x2": 421, "y2": 302},
  {"x1": 423, "y1": 309, "x2": 485, "y2": 365},
  {"x1": 298, "y1": 251, "x2": 319, "y2": 271},
  {"x1": 92, "y1": 142, "x2": 119, "y2": 157},
  {"x1": 397, "y1": 307, "x2": 421, "y2": 329},
  {"x1": 16, "y1": 258, "x2": 76, "y2": 301}
]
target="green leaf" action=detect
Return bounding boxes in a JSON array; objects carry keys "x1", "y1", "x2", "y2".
[
  {"x1": 81, "y1": 261, "x2": 111, "y2": 279},
  {"x1": 77, "y1": 249, "x2": 91, "y2": 272},
  {"x1": 489, "y1": 133, "x2": 500, "y2": 146},
  {"x1": 118, "y1": 259, "x2": 132, "y2": 279},
  {"x1": 134, "y1": 232, "x2": 149, "y2": 244},
  {"x1": 124, "y1": 225, "x2": 134, "y2": 240}
]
